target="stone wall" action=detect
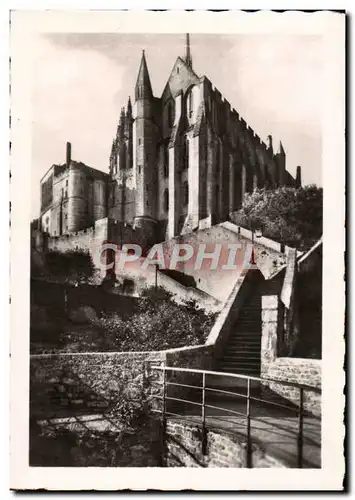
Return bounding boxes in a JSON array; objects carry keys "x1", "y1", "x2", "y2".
[
  {"x1": 30, "y1": 351, "x2": 165, "y2": 419},
  {"x1": 30, "y1": 342, "x2": 218, "y2": 420},
  {"x1": 31, "y1": 279, "x2": 143, "y2": 316},
  {"x1": 164, "y1": 420, "x2": 286, "y2": 468},
  {"x1": 260, "y1": 295, "x2": 321, "y2": 416},
  {"x1": 262, "y1": 358, "x2": 321, "y2": 417},
  {"x1": 160, "y1": 225, "x2": 258, "y2": 302},
  {"x1": 48, "y1": 227, "x2": 95, "y2": 254},
  {"x1": 47, "y1": 217, "x2": 109, "y2": 282},
  {"x1": 108, "y1": 259, "x2": 222, "y2": 313}
]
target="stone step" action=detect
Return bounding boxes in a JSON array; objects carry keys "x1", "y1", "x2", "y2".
[
  {"x1": 207, "y1": 375, "x2": 261, "y2": 389},
  {"x1": 220, "y1": 366, "x2": 260, "y2": 376},
  {"x1": 228, "y1": 346, "x2": 261, "y2": 351},
  {"x1": 231, "y1": 331, "x2": 262, "y2": 336},
  {"x1": 219, "y1": 360, "x2": 260, "y2": 367},
  {"x1": 222, "y1": 353, "x2": 260, "y2": 360},
  {"x1": 219, "y1": 359, "x2": 260, "y2": 367},
  {"x1": 230, "y1": 332, "x2": 261, "y2": 337},
  {"x1": 229, "y1": 338, "x2": 261, "y2": 343},
  {"x1": 228, "y1": 342, "x2": 261, "y2": 347},
  {"x1": 228, "y1": 338, "x2": 261, "y2": 343},
  {"x1": 235, "y1": 323, "x2": 261, "y2": 329}
]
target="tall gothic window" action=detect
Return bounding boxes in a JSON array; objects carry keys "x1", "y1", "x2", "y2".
[
  {"x1": 168, "y1": 103, "x2": 174, "y2": 128},
  {"x1": 184, "y1": 139, "x2": 189, "y2": 170},
  {"x1": 188, "y1": 91, "x2": 193, "y2": 118},
  {"x1": 216, "y1": 141, "x2": 220, "y2": 174},
  {"x1": 183, "y1": 181, "x2": 189, "y2": 206},
  {"x1": 164, "y1": 147, "x2": 169, "y2": 177},
  {"x1": 215, "y1": 184, "x2": 219, "y2": 204},
  {"x1": 163, "y1": 189, "x2": 169, "y2": 212}
]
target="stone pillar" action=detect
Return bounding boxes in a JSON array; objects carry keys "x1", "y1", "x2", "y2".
[
  {"x1": 206, "y1": 128, "x2": 216, "y2": 222},
  {"x1": 228, "y1": 154, "x2": 235, "y2": 214},
  {"x1": 188, "y1": 134, "x2": 200, "y2": 229},
  {"x1": 218, "y1": 139, "x2": 224, "y2": 220},
  {"x1": 260, "y1": 295, "x2": 280, "y2": 377},
  {"x1": 168, "y1": 146, "x2": 179, "y2": 239},
  {"x1": 241, "y1": 164, "x2": 247, "y2": 202}
]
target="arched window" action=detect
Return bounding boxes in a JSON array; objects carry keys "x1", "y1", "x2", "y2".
[
  {"x1": 183, "y1": 182, "x2": 189, "y2": 206},
  {"x1": 163, "y1": 189, "x2": 169, "y2": 212}
]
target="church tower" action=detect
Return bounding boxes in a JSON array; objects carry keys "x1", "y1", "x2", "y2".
[{"x1": 133, "y1": 50, "x2": 158, "y2": 243}]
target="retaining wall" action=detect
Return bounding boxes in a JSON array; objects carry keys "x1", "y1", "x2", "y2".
[
  {"x1": 260, "y1": 295, "x2": 321, "y2": 416},
  {"x1": 165, "y1": 419, "x2": 286, "y2": 468}
]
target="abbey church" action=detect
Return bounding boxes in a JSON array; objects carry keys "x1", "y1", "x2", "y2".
[{"x1": 39, "y1": 35, "x2": 301, "y2": 247}]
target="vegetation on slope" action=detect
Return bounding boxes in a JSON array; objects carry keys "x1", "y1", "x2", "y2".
[
  {"x1": 231, "y1": 185, "x2": 323, "y2": 251},
  {"x1": 30, "y1": 286, "x2": 216, "y2": 354}
]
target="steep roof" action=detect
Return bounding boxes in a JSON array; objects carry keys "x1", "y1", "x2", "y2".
[{"x1": 161, "y1": 56, "x2": 200, "y2": 101}]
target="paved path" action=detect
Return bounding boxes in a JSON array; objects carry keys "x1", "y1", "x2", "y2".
[{"x1": 166, "y1": 390, "x2": 321, "y2": 468}]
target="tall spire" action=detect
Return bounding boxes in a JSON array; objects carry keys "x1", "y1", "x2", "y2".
[
  {"x1": 135, "y1": 50, "x2": 153, "y2": 100},
  {"x1": 277, "y1": 140, "x2": 285, "y2": 156},
  {"x1": 185, "y1": 33, "x2": 192, "y2": 68},
  {"x1": 127, "y1": 96, "x2": 132, "y2": 115}
]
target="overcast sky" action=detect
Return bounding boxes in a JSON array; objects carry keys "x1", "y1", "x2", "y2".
[{"x1": 31, "y1": 33, "x2": 323, "y2": 218}]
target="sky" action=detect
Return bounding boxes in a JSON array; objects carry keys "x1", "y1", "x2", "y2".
[{"x1": 31, "y1": 33, "x2": 323, "y2": 218}]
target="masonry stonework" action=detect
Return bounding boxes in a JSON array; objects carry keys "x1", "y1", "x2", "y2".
[
  {"x1": 164, "y1": 420, "x2": 286, "y2": 468},
  {"x1": 260, "y1": 295, "x2": 321, "y2": 416}
]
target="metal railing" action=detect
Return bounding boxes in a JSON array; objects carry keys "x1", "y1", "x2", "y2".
[{"x1": 151, "y1": 366, "x2": 321, "y2": 468}]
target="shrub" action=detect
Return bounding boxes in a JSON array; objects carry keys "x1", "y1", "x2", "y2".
[
  {"x1": 108, "y1": 385, "x2": 150, "y2": 429},
  {"x1": 87, "y1": 295, "x2": 216, "y2": 352},
  {"x1": 45, "y1": 250, "x2": 95, "y2": 281}
]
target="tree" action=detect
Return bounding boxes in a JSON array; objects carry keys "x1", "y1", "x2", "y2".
[{"x1": 231, "y1": 185, "x2": 323, "y2": 251}]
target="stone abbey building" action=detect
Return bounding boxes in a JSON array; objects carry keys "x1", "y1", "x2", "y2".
[{"x1": 40, "y1": 35, "x2": 301, "y2": 247}]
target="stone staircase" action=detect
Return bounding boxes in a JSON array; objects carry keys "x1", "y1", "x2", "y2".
[{"x1": 216, "y1": 291, "x2": 262, "y2": 378}]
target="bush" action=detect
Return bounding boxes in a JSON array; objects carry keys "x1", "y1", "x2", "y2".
[
  {"x1": 108, "y1": 385, "x2": 150, "y2": 429},
  {"x1": 88, "y1": 294, "x2": 216, "y2": 352},
  {"x1": 45, "y1": 250, "x2": 95, "y2": 281}
]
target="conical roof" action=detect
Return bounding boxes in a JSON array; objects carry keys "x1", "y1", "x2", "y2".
[{"x1": 135, "y1": 50, "x2": 153, "y2": 99}]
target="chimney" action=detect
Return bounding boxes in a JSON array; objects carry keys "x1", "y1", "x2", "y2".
[
  {"x1": 296, "y1": 166, "x2": 302, "y2": 188},
  {"x1": 66, "y1": 142, "x2": 71, "y2": 167}
]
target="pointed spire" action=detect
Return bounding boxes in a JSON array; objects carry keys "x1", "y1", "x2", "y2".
[
  {"x1": 135, "y1": 50, "x2": 153, "y2": 100},
  {"x1": 116, "y1": 107, "x2": 125, "y2": 140},
  {"x1": 185, "y1": 33, "x2": 192, "y2": 68},
  {"x1": 125, "y1": 97, "x2": 133, "y2": 134},
  {"x1": 127, "y1": 96, "x2": 132, "y2": 115},
  {"x1": 278, "y1": 140, "x2": 285, "y2": 156}
]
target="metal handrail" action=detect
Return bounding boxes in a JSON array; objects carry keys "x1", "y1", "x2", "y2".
[
  {"x1": 151, "y1": 365, "x2": 321, "y2": 393},
  {"x1": 151, "y1": 365, "x2": 320, "y2": 468}
]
